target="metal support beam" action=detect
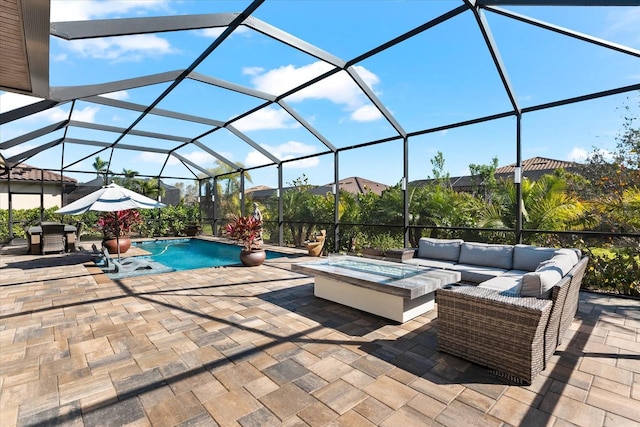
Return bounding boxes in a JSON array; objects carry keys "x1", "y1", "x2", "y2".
[
  {"x1": 515, "y1": 115, "x2": 523, "y2": 243},
  {"x1": 466, "y1": 2, "x2": 521, "y2": 114},
  {"x1": 226, "y1": 125, "x2": 281, "y2": 164},
  {"x1": 403, "y1": 136, "x2": 410, "y2": 248},
  {"x1": 0, "y1": 120, "x2": 67, "y2": 150},
  {"x1": 0, "y1": 99, "x2": 61, "y2": 125},
  {"x1": 278, "y1": 101, "x2": 337, "y2": 152},
  {"x1": 171, "y1": 153, "x2": 216, "y2": 178},
  {"x1": 213, "y1": 177, "x2": 218, "y2": 236},
  {"x1": 347, "y1": 66, "x2": 406, "y2": 138},
  {"x1": 278, "y1": 165, "x2": 283, "y2": 246},
  {"x1": 334, "y1": 151, "x2": 340, "y2": 253},
  {"x1": 51, "y1": 13, "x2": 237, "y2": 39},
  {"x1": 485, "y1": 6, "x2": 640, "y2": 58},
  {"x1": 240, "y1": 171, "x2": 246, "y2": 217},
  {"x1": 477, "y1": 1, "x2": 640, "y2": 5}
]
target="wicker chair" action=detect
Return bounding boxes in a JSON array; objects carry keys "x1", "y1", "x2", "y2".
[
  {"x1": 436, "y1": 256, "x2": 589, "y2": 384},
  {"x1": 40, "y1": 224, "x2": 66, "y2": 254}
]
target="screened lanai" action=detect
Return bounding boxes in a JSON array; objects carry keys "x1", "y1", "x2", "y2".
[{"x1": 1, "y1": 0, "x2": 639, "y2": 249}]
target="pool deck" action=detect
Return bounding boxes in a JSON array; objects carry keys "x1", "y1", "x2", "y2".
[{"x1": 1, "y1": 239, "x2": 639, "y2": 426}]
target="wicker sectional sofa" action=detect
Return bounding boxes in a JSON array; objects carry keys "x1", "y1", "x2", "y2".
[{"x1": 404, "y1": 238, "x2": 588, "y2": 384}]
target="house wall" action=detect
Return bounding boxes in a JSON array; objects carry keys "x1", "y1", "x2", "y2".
[{"x1": 0, "y1": 182, "x2": 64, "y2": 210}]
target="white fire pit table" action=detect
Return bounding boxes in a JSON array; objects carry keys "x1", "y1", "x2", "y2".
[{"x1": 292, "y1": 255, "x2": 461, "y2": 323}]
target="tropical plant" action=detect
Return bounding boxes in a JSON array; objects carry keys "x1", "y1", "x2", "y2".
[
  {"x1": 223, "y1": 214, "x2": 263, "y2": 251},
  {"x1": 478, "y1": 173, "x2": 591, "y2": 245},
  {"x1": 96, "y1": 209, "x2": 143, "y2": 239}
]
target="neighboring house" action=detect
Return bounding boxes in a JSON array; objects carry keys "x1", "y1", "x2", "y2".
[
  {"x1": 246, "y1": 176, "x2": 390, "y2": 202},
  {"x1": 0, "y1": 163, "x2": 77, "y2": 210},
  {"x1": 410, "y1": 157, "x2": 577, "y2": 192}
]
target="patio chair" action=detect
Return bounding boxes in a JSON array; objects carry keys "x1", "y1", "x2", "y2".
[
  {"x1": 40, "y1": 223, "x2": 66, "y2": 254},
  {"x1": 97, "y1": 247, "x2": 152, "y2": 273}
]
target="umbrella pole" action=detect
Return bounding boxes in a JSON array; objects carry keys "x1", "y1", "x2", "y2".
[{"x1": 116, "y1": 218, "x2": 121, "y2": 262}]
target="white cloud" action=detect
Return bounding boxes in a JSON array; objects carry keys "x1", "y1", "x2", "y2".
[
  {"x1": 350, "y1": 105, "x2": 382, "y2": 122},
  {"x1": 199, "y1": 28, "x2": 225, "y2": 38},
  {"x1": 242, "y1": 66, "x2": 264, "y2": 76},
  {"x1": 244, "y1": 150, "x2": 271, "y2": 167},
  {"x1": 138, "y1": 151, "x2": 176, "y2": 165},
  {"x1": 71, "y1": 106, "x2": 100, "y2": 122},
  {"x1": 245, "y1": 61, "x2": 383, "y2": 123},
  {"x1": 0, "y1": 92, "x2": 99, "y2": 125},
  {"x1": 0, "y1": 92, "x2": 43, "y2": 113},
  {"x1": 51, "y1": 0, "x2": 171, "y2": 22},
  {"x1": 567, "y1": 147, "x2": 589, "y2": 162},
  {"x1": 101, "y1": 90, "x2": 129, "y2": 101},
  {"x1": 181, "y1": 150, "x2": 217, "y2": 166},
  {"x1": 65, "y1": 34, "x2": 176, "y2": 62},
  {"x1": 244, "y1": 140, "x2": 318, "y2": 168},
  {"x1": 51, "y1": 1, "x2": 177, "y2": 63},
  {"x1": 567, "y1": 146, "x2": 614, "y2": 162},
  {"x1": 233, "y1": 107, "x2": 298, "y2": 132}
]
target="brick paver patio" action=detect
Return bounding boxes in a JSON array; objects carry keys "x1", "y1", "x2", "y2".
[{"x1": 1, "y1": 244, "x2": 639, "y2": 426}]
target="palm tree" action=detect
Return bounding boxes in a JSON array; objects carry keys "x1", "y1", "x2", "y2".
[
  {"x1": 202, "y1": 162, "x2": 252, "y2": 216},
  {"x1": 139, "y1": 179, "x2": 164, "y2": 200},
  {"x1": 92, "y1": 156, "x2": 110, "y2": 184},
  {"x1": 113, "y1": 168, "x2": 140, "y2": 191},
  {"x1": 478, "y1": 174, "x2": 591, "y2": 244}
]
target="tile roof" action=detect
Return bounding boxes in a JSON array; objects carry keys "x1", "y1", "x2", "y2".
[
  {"x1": 410, "y1": 157, "x2": 578, "y2": 190},
  {"x1": 495, "y1": 157, "x2": 576, "y2": 174},
  {"x1": 1, "y1": 163, "x2": 77, "y2": 183},
  {"x1": 246, "y1": 176, "x2": 389, "y2": 200},
  {"x1": 332, "y1": 176, "x2": 389, "y2": 196}
]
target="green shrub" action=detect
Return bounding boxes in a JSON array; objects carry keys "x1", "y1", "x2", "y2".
[
  {"x1": 362, "y1": 233, "x2": 404, "y2": 254},
  {"x1": 582, "y1": 246, "x2": 639, "y2": 297}
]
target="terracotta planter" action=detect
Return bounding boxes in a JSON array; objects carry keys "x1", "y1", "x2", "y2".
[
  {"x1": 239, "y1": 249, "x2": 266, "y2": 267},
  {"x1": 103, "y1": 237, "x2": 131, "y2": 254}
]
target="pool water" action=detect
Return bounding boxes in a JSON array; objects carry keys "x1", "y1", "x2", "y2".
[{"x1": 132, "y1": 239, "x2": 281, "y2": 271}]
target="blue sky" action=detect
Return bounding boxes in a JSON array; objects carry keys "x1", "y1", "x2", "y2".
[{"x1": 1, "y1": 0, "x2": 639, "y2": 190}]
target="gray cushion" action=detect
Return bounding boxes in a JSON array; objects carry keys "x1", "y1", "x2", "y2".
[
  {"x1": 520, "y1": 269, "x2": 562, "y2": 298},
  {"x1": 403, "y1": 258, "x2": 457, "y2": 270},
  {"x1": 512, "y1": 244, "x2": 557, "y2": 272},
  {"x1": 538, "y1": 253, "x2": 575, "y2": 277},
  {"x1": 417, "y1": 238, "x2": 463, "y2": 261},
  {"x1": 452, "y1": 264, "x2": 508, "y2": 283},
  {"x1": 553, "y1": 248, "x2": 579, "y2": 267},
  {"x1": 458, "y1": 242, "x2": 514, "y2": 269},
  {"x1": 502, "y1": 269, "x2": 530, "y2": 277},
  {"x1": 479, "y1": 276, "x2": 522, "y2": 296}
]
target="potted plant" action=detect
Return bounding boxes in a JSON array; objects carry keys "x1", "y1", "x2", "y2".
[
  {"x1": 184, "y1": 205, "x2": 202, "y2": 236},
  {"x1": 223, "y1": 214, "x2": 265, "y2": 266},
  {"x1": 96, "y1": 209, "x2": 143, "y2": 254}
]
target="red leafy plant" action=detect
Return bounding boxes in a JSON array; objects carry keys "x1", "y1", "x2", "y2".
[
  {"x1": 97, "y1": 209, "x2": 143, "y2": 239},
  {"x1": 224, "y1": 214, "x2": 263, "y2": 251}
]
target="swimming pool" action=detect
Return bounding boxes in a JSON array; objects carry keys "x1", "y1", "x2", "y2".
[{"x1": 131, "y1": 239, "x2": 282, "y2": 271}]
